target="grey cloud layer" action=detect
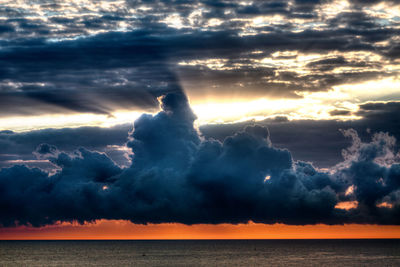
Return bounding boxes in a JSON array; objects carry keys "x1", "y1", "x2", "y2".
[
  {"x1": 0, "y1": 0, "x2": 399, "y2": 116},
  {"x1": 0, "y1": 93, "x2": 399, "y2": 227}
]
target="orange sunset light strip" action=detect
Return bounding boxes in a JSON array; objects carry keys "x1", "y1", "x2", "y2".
[{"x1": 1, "y1": 220, "x2": 400, "y2": 240}]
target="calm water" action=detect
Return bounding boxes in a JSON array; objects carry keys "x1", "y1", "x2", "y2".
[{"x1": 0, "y1": 239, "x2": 399, "y2": 266}]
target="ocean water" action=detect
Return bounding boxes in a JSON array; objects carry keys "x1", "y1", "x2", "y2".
[{"x1": 0, "y1": 239, "x2": 399, "y2": 266}]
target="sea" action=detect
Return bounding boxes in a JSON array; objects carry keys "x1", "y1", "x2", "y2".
[{"x1": 0, "y1": 239, "x2": 399, "y2": 266}]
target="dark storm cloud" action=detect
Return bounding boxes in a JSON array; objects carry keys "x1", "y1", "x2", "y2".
[
  {"x1": 0, "y1": 28, "x2": 186, "y2": 115},
  {"x1": 0, "y1": 0, "x2": 399, "y2": 116},
  {"x1": 0, "y1": 93, "x2": 399, "y2": 227},
  {"x1": 0, "y1": 28, "x2": 370, "y2": 115}
]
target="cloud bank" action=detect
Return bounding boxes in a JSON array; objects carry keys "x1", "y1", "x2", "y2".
[
  {"x1": 1, "y1": 0, "x2": 399, "y2": 117},
  {"x1": 1, "y1": 93, "x2": 399, "y2": 227}
]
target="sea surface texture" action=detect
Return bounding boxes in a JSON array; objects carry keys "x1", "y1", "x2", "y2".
[{"x1": 0, "y1": 239, "x2": 399, "y2": 266}]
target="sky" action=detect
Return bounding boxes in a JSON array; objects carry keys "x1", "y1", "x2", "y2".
[{"x1": 0, "y1": 0, "x2": 400, "y2": 239}]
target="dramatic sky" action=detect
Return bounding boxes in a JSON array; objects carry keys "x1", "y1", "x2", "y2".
[{"x1": 1, "y1": 0, "x2": 400, "y2": 237}]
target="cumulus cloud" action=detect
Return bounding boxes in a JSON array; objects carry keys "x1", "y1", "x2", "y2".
[{"x1": 0, "y1": 93, "x2": 399, "y2": 227}]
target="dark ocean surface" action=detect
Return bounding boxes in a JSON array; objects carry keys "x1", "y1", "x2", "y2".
[{"x1": 0, "y1": 239, "x2": 399, "y2": 266}]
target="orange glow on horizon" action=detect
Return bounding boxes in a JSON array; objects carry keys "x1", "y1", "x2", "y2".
[{"x1": 1, "y1": 220, "x2": 400, "y2": 240}]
